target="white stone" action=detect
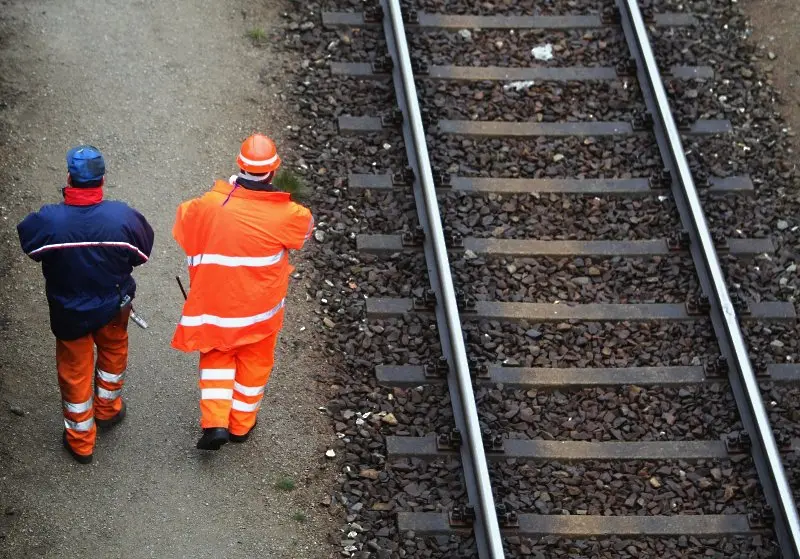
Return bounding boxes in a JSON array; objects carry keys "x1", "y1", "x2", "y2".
[
  {"x1": 503, "y1": 80, "x2": 536, "y2": 92},
  {"x1": 531, "y1": 44, "x2": 554, "y2": 60}
]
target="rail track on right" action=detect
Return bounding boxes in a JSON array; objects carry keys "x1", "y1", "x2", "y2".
[{"x1": 286, "y1": 0, "x2": 800, "y2": 556}]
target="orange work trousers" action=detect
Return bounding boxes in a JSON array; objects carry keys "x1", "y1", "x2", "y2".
[
  {"x1": 56, "y1": 307, "x2": 130, "y2": 457},
  {"x1": 197, "y1": 331, "x2": 279, "y2": 436}
]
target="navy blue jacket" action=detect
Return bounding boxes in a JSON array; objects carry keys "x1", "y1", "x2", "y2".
[{"x1": 17, "y1": 198, "x2": 154, "y2": 340}]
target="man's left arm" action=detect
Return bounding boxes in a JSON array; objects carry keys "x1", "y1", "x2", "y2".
[{"x1": 278, "y1": 203, "x2": 314, "y2": 251}]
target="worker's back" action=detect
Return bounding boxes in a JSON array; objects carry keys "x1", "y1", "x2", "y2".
[
  {"x1": 17, "y1": 199, "x2": 153, "y2": 340},
  {"x1": 172, "y1": 178, "x2": 313, "y2": 353}
]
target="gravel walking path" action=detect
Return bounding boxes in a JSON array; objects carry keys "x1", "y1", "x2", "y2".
[{"x1": 0, "y1": 1, "x2": 336, "y2": 557}]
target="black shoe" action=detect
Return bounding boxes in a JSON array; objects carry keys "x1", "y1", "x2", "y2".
[
  {"x1": 96, "y1": 401, "x2": 127, "y2": 429},
  {"x1": 62, "y1": 430, "x2": 93, "y2": 464},
  {"x1": 229, "y1": 420, "x2": 257, "y2": 443},
  {"x1": 197, "y1": 427, "x2": 229, "y2": 450}
]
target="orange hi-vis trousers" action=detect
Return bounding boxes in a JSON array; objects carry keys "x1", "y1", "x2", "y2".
[
  {"x1": 197, "y1": 331, "x2": 278, "y2": 436},
  {"x1": 56, "y1": 307, "x2": 130, "y2": 457}
]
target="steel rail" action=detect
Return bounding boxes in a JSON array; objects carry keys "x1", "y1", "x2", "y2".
[
  {"x1": 616, "y1": 0, "x2": 800, "y2": 556},
  {"x1": 379, "y1": 1, "x2": 505, "y2": 557}
]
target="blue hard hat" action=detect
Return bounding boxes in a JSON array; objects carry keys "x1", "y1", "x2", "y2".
[{"x1": 66, "y1": 145, "x2": 105, "y2": 186}]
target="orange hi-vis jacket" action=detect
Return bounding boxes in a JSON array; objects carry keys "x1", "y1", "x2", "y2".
[{"x1": 171, "y1": 177, "x2": 314, "y2": 353}]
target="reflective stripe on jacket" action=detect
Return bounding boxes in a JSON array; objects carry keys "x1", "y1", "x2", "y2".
[{"x1": 171, "y1": 179, "x2": 313, "y2": 353}]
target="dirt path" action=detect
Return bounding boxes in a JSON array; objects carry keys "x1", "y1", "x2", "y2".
[
  {"x1": 0, "y1": 1, "x2": 336, "y2": 557},
  {"x1": 744, "y1": 0, "x2": 800, "y2": 152}
]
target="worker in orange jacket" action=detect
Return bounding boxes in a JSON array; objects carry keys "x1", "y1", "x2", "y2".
[{"x1": 172, "y1": 134, "x2": 314, "y2": 450}]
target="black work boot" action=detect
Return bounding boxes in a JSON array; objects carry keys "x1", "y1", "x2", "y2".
[
  {"x1": 62, "y1": 430, "x2": 93, "y2": 464},
  {"x1": 197, "y1": 427, "x2": 229, "y2": 450},
  {"x1": 96, "y1": 401, "x2": 127, "y2": 429},
  {"x1": 229, "y1": 420, "x2": 257, "y2": 443}
]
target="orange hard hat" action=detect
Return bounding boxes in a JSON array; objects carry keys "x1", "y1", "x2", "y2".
[{"x1": 236, "y1": 134, "x2": 281, "y2": 174}]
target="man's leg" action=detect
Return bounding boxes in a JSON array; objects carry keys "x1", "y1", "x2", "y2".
[
  {"x1": 229, "y1": 331, "x2": 279, "y2": 440},
  {"x1": 56, "y1": 335, "x2": 97, "y2": 462},
  {"x1": 197, "y1": 348, "x2": 236, "y2": 449},
  {"x1": 93, "y1": 307, "x2": 130, "y2": 424}
]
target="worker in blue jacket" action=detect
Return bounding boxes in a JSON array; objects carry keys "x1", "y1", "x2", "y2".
[{"x1": 17, "y1": 145, "x2": 154, "y2": 463}]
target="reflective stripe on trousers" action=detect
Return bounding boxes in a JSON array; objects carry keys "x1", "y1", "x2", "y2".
[
  {"x1": 233, "y1": 381, "x2": 265, "y2": 397},
  {"x1": 96, "y1": 386, "x2": 122, "y2": 400},
  {"x1": 201, "y1": 388, "x2": 234, "y2": 400},
  {"x1": 64, "y1": 417, "x2": 95, "y2": 432},
  {"x1": 231, "y1": 397, "x2": 263, "y2": 413},
  {"x1": 200, "y1": 369, "x2": 235, "y2": 381},
  {"x1": 63, "y1": 397, "x2": 93, "y2": 414},
  {"x1": 96, "y1": 368, "x2": 125, "y2": 383}
]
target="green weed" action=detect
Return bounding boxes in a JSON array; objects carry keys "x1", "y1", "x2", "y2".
[
  {"x1": 274, "y1": 476, "x2": 296, "y2": 492},
  {"x1": 273, "y1": 168, "x2": 311, "y2": 203},
  {"x1": 246, "y1": 27, "x2": 267, "y2": 46}
]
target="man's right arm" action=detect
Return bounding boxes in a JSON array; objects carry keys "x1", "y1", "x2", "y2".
[
  {"x1": 124, "y1": 207, "x2": 155, "y2": 267},
  {"x1": 172, "y1": 199, "x2": 197, "y2": 254},
  {"x1": 16, "y1": 210, "x2": 51, "y2": 263}
]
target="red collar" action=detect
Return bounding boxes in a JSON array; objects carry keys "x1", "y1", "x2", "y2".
[{"x1": 64, "y1": 186, "x2": 103, "y2": 206}]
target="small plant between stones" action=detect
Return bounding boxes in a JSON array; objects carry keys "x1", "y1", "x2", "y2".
[
  {"x1": 274, "y1": 476, "x2": 296, "y2": 492},
  {"x1": 291, "y1": 511, "x2": 307, "y2": 523},
  {"x1": 273, "y1": 168, "x2": 310, "y2": 204},
  {"x1": 245, "y1": 27, "x2": 267, "y2": 46}
]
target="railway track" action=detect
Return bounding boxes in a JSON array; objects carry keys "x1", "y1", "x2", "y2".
[{"x1": 304, "y1": 0, "x2": 800, "y2": 556}]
